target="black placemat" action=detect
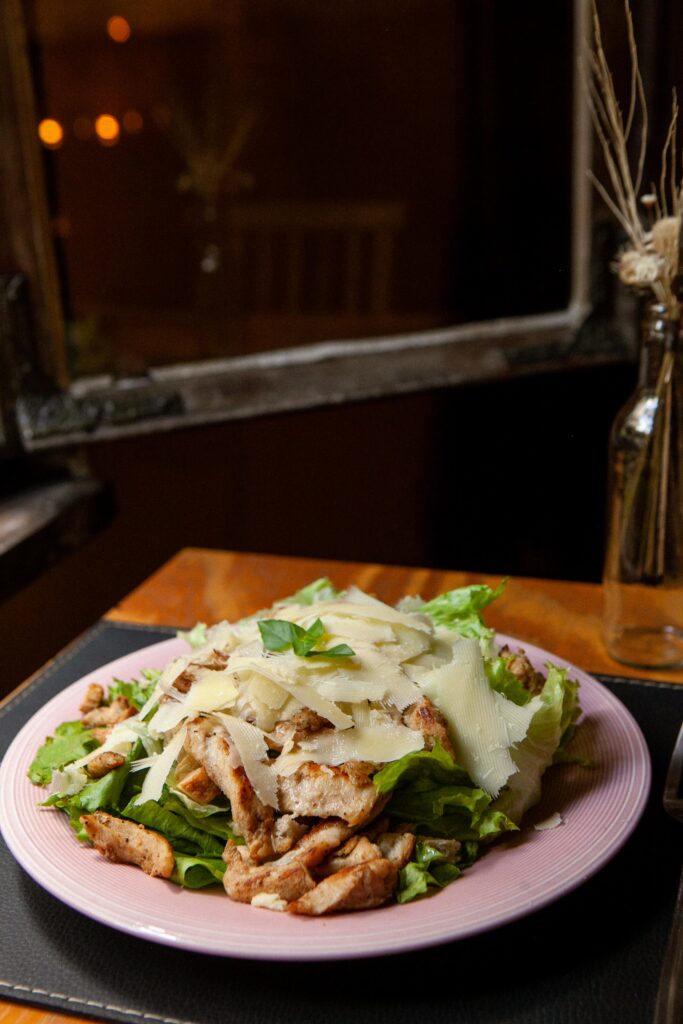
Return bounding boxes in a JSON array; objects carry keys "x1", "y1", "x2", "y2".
[{"x1": 1, "y1": 621, "x2": 681, "y2": 1024}]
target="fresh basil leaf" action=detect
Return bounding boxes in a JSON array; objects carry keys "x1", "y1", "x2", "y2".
[
  {"x1": 306, "y1": 643, "x2": 355, "y2": 659},
  {"x1": 258, "y1": 617, "x2": 354, "y2": 659}
]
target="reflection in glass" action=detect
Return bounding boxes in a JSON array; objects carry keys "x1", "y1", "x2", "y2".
[{"x1": 26, "y1": 0, "x2": 573, "y2": 377}]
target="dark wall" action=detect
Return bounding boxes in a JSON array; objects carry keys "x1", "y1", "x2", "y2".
[{"x1": 1, "y1": 361, "x2": 635, "y2": 695}]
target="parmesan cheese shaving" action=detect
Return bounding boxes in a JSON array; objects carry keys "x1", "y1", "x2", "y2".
[
  {"x1": 534, "y1": 812, "x2": 563, "y2": 831},
  {"x1": 158, "y1": 658, "x2": 189, "y2": 694},
  {"x1": 290, "y1": 596, "x2": 432, "y2": 634},
  {"x1": 183, "y1": 670, "x2": 238, "y2": 711},
  {"x1": 275, "y1": 723, "x2": 423, "y2": 776},
  {"x1": 228, "y1": 656, "x2": 353, "y2": 729},
  {"x1": 214, "y1": 713, "x2": 279, "y2": 809},
  {"x1": 147, "y1": 699, "x2": 189, "y2": 737},
  {"x1": 134, "y1": 725, "x2": 187, "y2": 806},
  {"x1": 421, "y1": 638, "x2": 524, "y2": 798}
]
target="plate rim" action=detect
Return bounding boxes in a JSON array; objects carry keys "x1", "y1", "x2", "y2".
[{"x1": 0, "y1": 633, "x2": 652, "y2": 961}]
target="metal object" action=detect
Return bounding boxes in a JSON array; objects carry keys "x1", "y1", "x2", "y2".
[{"x1": 654, "y1": 722, "x2": 683, "y2": 1024}]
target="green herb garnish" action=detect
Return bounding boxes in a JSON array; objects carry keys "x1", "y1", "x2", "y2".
[{"x1": 257, "y1": 617, "x2": 354, "y2": 659}]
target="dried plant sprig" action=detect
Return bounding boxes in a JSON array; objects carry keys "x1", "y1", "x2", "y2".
[
  {"x1": 586, "y1": 1, "x2": 682, "y2": 316},
  {"x1": 585, "y1": 1, "x2": 648, "y2": 250}
]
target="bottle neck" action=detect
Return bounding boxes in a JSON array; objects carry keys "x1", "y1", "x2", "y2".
[{"x1": 637, "y1": 305, "x2": 680, "y2": 389}]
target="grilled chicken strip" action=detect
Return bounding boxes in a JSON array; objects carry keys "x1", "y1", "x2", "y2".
[
  {"x1": 288, "y1": 857, "x2": 398, "y2": 915},
  {"x1": 376, "y1": 831, "x2": 416, "y2": 868},
  {"x1": 318, "y1": 835, "x2": 382, "y2": 877},
  {"x1": 85, "y1": 751, "x2": 125, "y2": 779},
  {"x1": 81, "y1": 697, "x2": 136, "y2": 729},
  {"x1": 278, "y1": 761, "x2": 383, "y2": 826},
  {"x1": 402, "y1": 697, "x2": 456, "y2": 759},
  {"x1": 270, "y1": 709, "x2": 331, "y2": 748},
  {"x1": 79, "y1": 683, "x2": 104, "y2": 714},
  {"x1": 185, "y1": 717, "x2": 275, "y2": 862},
  {"x1": 80, "y1": 811, "x2": 174, "y2": 877},
  {"x1": 176, "y1": 765, "x2": 221, "y2": 805},
  {"x1": 223, "y1": 819, "x2": 353, "y2": 904}
]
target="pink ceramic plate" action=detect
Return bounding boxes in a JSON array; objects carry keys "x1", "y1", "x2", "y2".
[{"x1": 0, "y1": 635, "x2": 650, "y2": 961}]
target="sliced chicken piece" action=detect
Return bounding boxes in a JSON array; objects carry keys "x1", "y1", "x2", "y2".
[
  {"x1": 185, "y1": 717, "x2": 275, "y2": 862},
  {"x1": 376, "y1": 831, "x2": 416, "y2": 868},
  {"x1": 91, "y1": 727, "x2": 112, "y2": 745},
  {"x1": 223, "y1": 819, "x2": 352, "y2": 904},
  {"x1": 278, "y1": 762, "x2": 383, "y2": 826},
  {"x1": 80, "y1": 811, "x2": 174, "y2": 878},
  {"x1": 223, "y1": 842, "x2": 315, "y2": 904},
  {"x1": 172, "y1": 652, "x2": 230, "y2": 695},
  {"x1": 85, "y1": 751, "x2": 126, "y2": 779},
  {"x1": 402, "y1": 697, "x2": 456, "y2": 759},
  {"x1": 288, "y1": 858, "x2": 398, "y2": 915},
  {"x1": 176, "y1": 766, "x2": 221, "y2": 805},
  {"x1": 270, "y1": 709, "x2": 331, "y2": 748},
  {"x1": 318, "y1": 835, "x2": 382, "y2": 877},
  {"x1": 81, "y1": 697, "x2": 136, "y2": 729},
  {"x1": 499, "y1": 646, "x2": 545, "y2": 695},
  {"x1": 272, "y1": 814, "x2": 309, "y2": 855},
  {"x1": 79, "y1": 683, "x2": 104, "y2": 714}
]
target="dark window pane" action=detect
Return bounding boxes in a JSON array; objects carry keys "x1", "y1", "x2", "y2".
[{"x1": 26, "y1": 0, "x2": 574, "y2": 377}]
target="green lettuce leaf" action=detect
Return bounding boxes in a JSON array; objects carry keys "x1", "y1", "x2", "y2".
[
  {"x1": 107, "y1": 678, "x2": 157, "y2": 711},
  {"x1": 28, "y1": 721, "x2": 97, "y2": 785},
  {"x1": 163, "y1": 793, "x2": 240, "y2": 843},
  {"x1": 177, "y1": 623, "x2": 209, "y2": 649},
  {"x1": 397, "y1": 842, "x2": 462, "y2": 904},
  {"x1": 493, "y1": 664, "x2": 581, "y2": 824},
  {"x1": 374, "y1": 744, "x2": 517, "y2": 841},
  {"x1": 120, "y1": 796, "x2": 225, "y2": 857},
  {"x1": 419, "y1": 580, "x2": 507, "y2": 641},
  {"x1": 485, "y1": 656, "x2": 532, "y2": 706},
  {"x1": 171, "y1": 854, "x2": 226, "y2": 889},
  {"x1": 281, "y1": 577, "x2": 344, "y2": 605}
]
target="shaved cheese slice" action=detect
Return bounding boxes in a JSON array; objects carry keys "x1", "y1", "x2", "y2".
[
  {"x1": 349, "y1": 645, "x2": 423, "y2": 710},
  {"x1": 183, "y1": 670, "x2": 238, "y2": 711},
  {"x1": 421, "y1": 638, "x2": 530, "y2": 798},
  {"x1": 214, "y1": 713, "x2": 279, "y2": 809},
  {"x1": 290, "y1": 597, "x2": 432, "y2": 634},
  {"x1": 247, "y1": 674, "x2": 289, "y2": 710},
  {"x1": 228, "y1": 656, "x2": 353, "y2": 729},
  {"x1": 134, "y1": 725, "x2": 187, "y2": 806},
  {"x1": 158, "y1": 658, "x2": 189, "y2": 694},
  {"x1": 147, "y1": 699, "x2": 190, "y2": 737},
  {"x1": 71, "y1": 720, "x2": 150, "y2": 770},
  {"x1": 534, "y1": 812, "x2": 563, "y2": 831},
  {"x1": 275, "y1": 723, "x2": 423, "y2": 776},
  {"x1": 316, "y1": 678, "x2": 387, "y2": 703},
  {"x1": 136, "y1": 687, "x2": 162, "y2": 722},
  {"x1": 317, "y1": 614, "x2": 394, "y2": 645}
]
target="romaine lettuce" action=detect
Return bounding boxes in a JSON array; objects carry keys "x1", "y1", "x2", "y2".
[{"x1": 492, "y1": 664, "x2": 581, "y2": 824}]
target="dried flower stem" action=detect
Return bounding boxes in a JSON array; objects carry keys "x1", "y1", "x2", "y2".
[{"x1": 586, "y1": 1, "x2": 682, "y2": 315}]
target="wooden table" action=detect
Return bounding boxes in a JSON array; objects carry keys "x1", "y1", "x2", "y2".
[{"x1": 3, "y1": 546, "x2": 682, "y2": 1024}]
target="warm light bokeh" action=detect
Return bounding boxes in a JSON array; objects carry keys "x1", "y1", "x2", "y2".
[
  {"x1": 38, "y1": 117, "x2": 63, "y2": 148},
  {"x1": 95, "y1": 114, "x2": 121, "y2": 145},
  {"x1": 106, "y1": 15, "x2": 131, "y2": 43}
]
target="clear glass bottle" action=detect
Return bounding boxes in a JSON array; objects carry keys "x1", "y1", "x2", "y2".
[{"x1": 603, "y1": 302, "x2": 683, "y2": 668}]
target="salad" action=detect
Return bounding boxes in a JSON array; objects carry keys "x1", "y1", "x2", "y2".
[{"x1": 29, "y1": 579, "x2": 580, "y2": 915}]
